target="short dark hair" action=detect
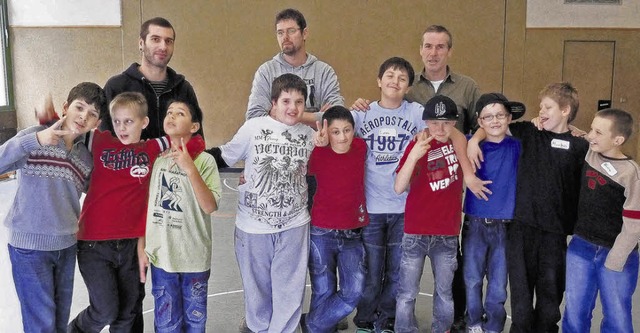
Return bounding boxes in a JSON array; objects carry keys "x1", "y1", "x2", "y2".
[
  {"x1": 270, "y1": 73, "x2": 308, "y2": 103},
  {"x1": 378, "y1": 57, "x2": 415, "y2": 86},
  {"x1": 322, "y1": 105, "x2": 354, "y2": 128},
  {"x1": 423, "y1": 25, "x2": 453, "y2": 49},
  {"x1": 596, "y1": 108, "x2": 634, "y2": 142},
  {"x1": 109, "y1": 92, "x2": 148, "y2": 119},
  {"x1": 66, "y1": 82, "x2": 108, "y2": 117},
  {"x1": 140, "y1": 17, "x2": 175, "y2": 40},
  {"x1": 275, "y1": 8, "x2": 306, "y2": 30},
  {"x1": 167, "y1": 98, "x2": 203, "y2": 126},
  {"x1": 539, "y1": 82, "x2": 580, "y2": 123}
]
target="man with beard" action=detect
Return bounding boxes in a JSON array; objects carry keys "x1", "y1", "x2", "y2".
[
  {"x1": 100, "y1": 17, "x2": 201, "y2": 332},
  {"x1": 102, "y1": 17, "x2": 201, "y2": 139},
  {"x1": 246, "y1": 8, "x2": 344, "y2": 122}
]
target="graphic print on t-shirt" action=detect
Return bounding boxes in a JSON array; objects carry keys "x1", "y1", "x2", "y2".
[
  {"x1": 100, "y1": 148, "x2": 151, "y2": 178},
  {"x1": 160, "y1": 174, "x2": 183, "y2": 212},
  {"x1": 246, "y1": 128, "x2": 311, "y2": 229},
  {"x1": 425, "y1": 143, "x2": 459, "y2": 191},
  {"x1": 358, "y1": 115, "x2": 420, "y2": 166}
]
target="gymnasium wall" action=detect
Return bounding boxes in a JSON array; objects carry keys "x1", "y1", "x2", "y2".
[{"x1": 9, "y1": 0, "x2": 639, "y2": 157}]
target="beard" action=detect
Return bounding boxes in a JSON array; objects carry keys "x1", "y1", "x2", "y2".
[{"x1": 142, "y1": 48, "x2": 172, "y2": 68}]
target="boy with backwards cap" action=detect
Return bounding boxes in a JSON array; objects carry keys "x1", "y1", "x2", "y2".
[{"x1": 462, "y1": 93, "x2": 525, "y2": 333}]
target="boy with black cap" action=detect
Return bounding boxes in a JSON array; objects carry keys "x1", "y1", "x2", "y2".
[
  {"x1": 393, "y1": 95, "x2": 467, "y2": 333},
  {"x1": 462, "y1": 93, "x2": 525, "y2": 333}
]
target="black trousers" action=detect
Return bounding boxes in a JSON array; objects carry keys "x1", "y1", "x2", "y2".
[{"x1": 507, "y1": 223, "x2": 566, "y2": 333}]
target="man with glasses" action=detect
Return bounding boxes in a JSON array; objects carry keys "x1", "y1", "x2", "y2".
[{"x1": 246, "y1": 8, "x2": 344, "y2": 121}]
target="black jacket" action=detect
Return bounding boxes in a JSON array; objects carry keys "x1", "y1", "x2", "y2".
[{"x1": 101, "y1": 63, "x2": 202, "y2": 139}]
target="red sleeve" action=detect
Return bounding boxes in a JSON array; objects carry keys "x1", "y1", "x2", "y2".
[{"x1": 396, "y1": 140, "x2": 416, "y2": 174}]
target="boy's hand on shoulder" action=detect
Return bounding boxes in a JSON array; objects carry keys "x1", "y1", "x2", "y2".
[
  {"x1": 314, "y1": 119, "x2": 329, "y2": 147},
  {"x1": 530, "y1": 116, "x2": 543, "y2": 130},
  {"x1": 36, "y1": 117, "x2": 72, "y2": 146},
  {"x1": 466, "y1": 175, "x2": 493, "y2": 201},
  {"x1": 568, "y1": 124, "x2": 587, "y2": 138},
  {"x1": 408, "y1": 131, "x2": 433, "y2": 162},
  {"x1": 169, "y1": 138, "x2": 197, "y2": 175},
  {"x1": 350, "y1": 98, "x2": 371, "y2": 112},
  {"x1": 467, "y1": 137, "x2": 484, "y2": 172}
]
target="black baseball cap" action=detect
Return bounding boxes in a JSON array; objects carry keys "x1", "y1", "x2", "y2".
[
  {"x1": 423, "y1": 95, "x2": 459, "y2": 120},
  {"x1": 475, "y1": 93, "x2": 526, "y2": 120}
]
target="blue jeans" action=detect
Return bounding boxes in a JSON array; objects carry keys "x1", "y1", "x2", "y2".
[
  {"x1": 395, "y1": 234, "x2": 458, "y2": 333},
  {"x1": 8, "y1": 243, "x2": 76, "y2": 333},
  {"x1": 150, "y1": 265, "x2": 210, "y2": 333},
  {"x1": 355, "y1": 213, "x2": 404, "y2": 330},
  {"x1": 562, "y1": 235, "x2": 639, "y2": 333},
  {"x1": 305, "y1": 226, "x2": 366, "y2": 333},
  {"x1": 68, "y1": 239, "x2": 140, "y2": 332},
  {"x1": 462, "y1": 219, "x2": 508, "y2": 332}
]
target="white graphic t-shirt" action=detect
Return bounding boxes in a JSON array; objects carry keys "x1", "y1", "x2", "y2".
[{"x1": 221, "y1": 116, "x2": 315, "y2": 234}]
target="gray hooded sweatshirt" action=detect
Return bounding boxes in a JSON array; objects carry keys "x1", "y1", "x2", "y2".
[{"x1": 246, "y1": 52, "x2": 344, "y2": 120}]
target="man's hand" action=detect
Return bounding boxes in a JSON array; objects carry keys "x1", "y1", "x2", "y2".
[
  {"x1": 314, "y1": 119, "x2": 329, "y2": 147},
  {"x1": 36, "y1": 117, "x2": 72, "y2": 146},
  {"x1": 351, "y1": 98, "x2": 371, "y2": 111}
]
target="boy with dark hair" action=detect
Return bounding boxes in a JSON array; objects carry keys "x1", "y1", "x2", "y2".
[
  {"x1": 2, "y1": 82, "x2": 106, "y2": 333},
  {"x1": 562, "y1": 108, "x2": 640, "y2": 332},
  {"x1": 144, "y1": 98, "x2": 221, "y2": 332},
  {"x1": 463, "y1": 93, "x2": 525, "y2": 333},
  {"x1": 301, "y1": 106, "x2": 369, "y2": 333},
  {"x1": 212, "y1": 73, "x2": 315, "y2": 333},
  {"x1": 468, "y1": 82, "x2": 589, "y2": 332},
  {"x1": 68, "y1": 92, "x2": 170, "y2": 332},
  {"x1": 351, "y1": 56, "x2": 426, "y2": 333},
  {"x1": 394, "y1": 95, "x2": 466, "y2": 333}
]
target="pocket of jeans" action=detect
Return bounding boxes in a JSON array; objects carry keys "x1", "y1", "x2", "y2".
[
  {"x1": 185, "y1": 282, "x2": 208, "y2": 325},
  {"x1": 12, "y1": 246, "x2": 35, "y2": 255},
  {"x1": 442, "y1": 236, "x2": 458, "y2": 249},
  {"x1": 151, "y1": 286, "x2": 173, "y2": 327},
  {"x1": 401, "y1": 234, "x2": 419, "y2": 251},
  {"x1": 310, "y1": 225, "x2": 332, "y2": 236}
]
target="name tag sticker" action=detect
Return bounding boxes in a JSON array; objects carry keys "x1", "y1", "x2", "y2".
[
  {"x1": 379, "y1": 128, "x2": 397, "y2": 137},
  {"x1": 601, "y1": 162, "x2": 618, "y2": 176},
  {"x1": 551, "y1": 139, "x2": 570, "y2": 150}
]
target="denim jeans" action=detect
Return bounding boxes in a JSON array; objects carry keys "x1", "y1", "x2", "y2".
[
  {"x1": 395, "y1": 234, "x2": 458, "y2": 333},
  {"x1": 354, "y1": 213, "x2": 404, "y2": 330},
  {"x1": 150, "y1": 265, "x2": 210, "y2": 333},
  {"x1": 305, "y1": 226, "x2": 366, "y2": 333},
  {"x1": 462, "y1": 220, "x2": 508, "y2": 332},
  {"x1": 235, "y1": 224, "x2": 309, "y2": 333},
  {"x1": 8, "y1": 243, "x2": 76, "y2": 333},
  {"x1": 508, "y1": 223, "x2": 566, "y2": 333},
  {"x1": 562, "y1": 235, "x2": 639, "y2": 333},
  {"x1": 68, "y1": 239, "x2": 140, "y2": 333}
]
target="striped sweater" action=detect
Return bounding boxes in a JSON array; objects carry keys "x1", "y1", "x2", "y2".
[{"x1": 0, "y1": 125, "x2": 92, "y2": 251}]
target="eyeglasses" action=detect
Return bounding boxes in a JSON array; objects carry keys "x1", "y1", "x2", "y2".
[
  {"x1": 479, "y1": 113, "x2": 509, "y2": 122},
  {"x1": 276, "y1": 28, "x2": 301, "y2": 37}
]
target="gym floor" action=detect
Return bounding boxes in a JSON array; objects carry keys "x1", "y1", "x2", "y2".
[{"x1": 0, "y1": 172, "x2": 638, "y2": 332}]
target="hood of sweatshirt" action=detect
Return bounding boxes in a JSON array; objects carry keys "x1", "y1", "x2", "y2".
[{"x1": 272, "y1": 52, "x2": 318, "y2": 69}]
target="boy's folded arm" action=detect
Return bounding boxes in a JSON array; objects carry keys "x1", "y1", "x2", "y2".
[{"x1": 604, "y1": 217, "x2": 640, "y2": 272}]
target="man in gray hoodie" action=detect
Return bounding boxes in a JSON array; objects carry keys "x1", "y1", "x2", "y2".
[{"x1": 246, "y1": 8, "x2": 344, "y2": 124}]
